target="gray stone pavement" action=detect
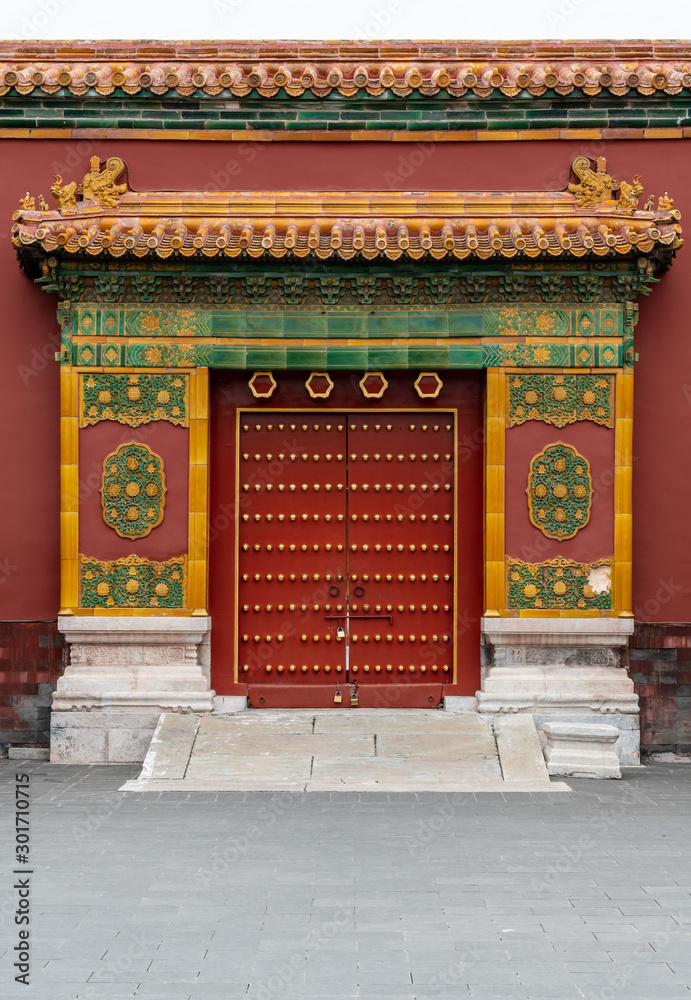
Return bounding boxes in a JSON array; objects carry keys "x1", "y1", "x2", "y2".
[{"x1": 1, "y1": 758, "x2": 691, "y2": 1000}]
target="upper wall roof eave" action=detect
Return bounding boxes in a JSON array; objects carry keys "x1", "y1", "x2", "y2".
[{"x1": 2, "y1": 39, "x2": 691, "y2": 102}]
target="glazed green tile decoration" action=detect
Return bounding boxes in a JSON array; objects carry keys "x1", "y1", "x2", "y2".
[
  {"x1": 507, "y1": 557, "x2": 612, "y2": 610},
  {"x1": 508, "y1": 374, "x2": 614, "y2": 428},
  {"x1": 80, "y1": 554, "x2": 186, "y2": 608},
  {"x1": 81, "y1": 373, "x2": 189, "y2": 427},
  {"x1": 101, "y1": 442, "x2": 166, "y2": 539},
  {"x1": 527, "y1": 442, "x2": 592, "y2": 541}
]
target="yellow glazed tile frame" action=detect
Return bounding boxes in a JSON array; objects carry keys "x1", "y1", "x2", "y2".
[
  {"x1": 484, "y1": 366, "x2": 631, "y2": 618},
  {"x1": 614, "y1": 367, "x2": 633, "y2": 617},
  {"x1": 188, "y1": 367, "x2": 210, "y2": 615},
  {"x1": 484, "y1": 368, "x2": 505, "y2": 616},
  {"x1": 3, "y1": 127, "x2": 691, "y2": 143},
  {"x1": 59, "y1": 366, "x2": 79, "y2": 614},
  {"x1": 64, "y1": 368, "x2": 210, "y2": 616}
]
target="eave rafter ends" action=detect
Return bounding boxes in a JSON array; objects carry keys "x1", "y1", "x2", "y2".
[
  {"x1": 12, "y1": 155, "x2": 682, "y2": 275},
  {"x1": 1, "y1": 41, "x2": 691, "y2": 99}
]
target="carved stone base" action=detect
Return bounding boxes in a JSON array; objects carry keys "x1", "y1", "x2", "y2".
[
  {"x1": 50, "y1": 709, "x2": 162, "y2": 764},
  {"x1": 477, "y1": 618, "x2": 639, "y2": 766},
  {"x1": 213, "y1": 695, "x2": 248, "y2": 713},
  {"x1": 52, "y1": 616, "x2": 214, "y2": 763},
  {"x1": 542, "y1": 722, "x2": 622, "y2": 779},
  {"x1": 444, "y1": 696, "x2": 479, "y2": 713}
]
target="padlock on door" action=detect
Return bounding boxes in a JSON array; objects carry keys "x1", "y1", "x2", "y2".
[
  {"x1": 336, "y1": 626, "x2": 345, "y2": 639},
  {"x1": 333, "y1": 689, "x2": 342, "y2": 704}
]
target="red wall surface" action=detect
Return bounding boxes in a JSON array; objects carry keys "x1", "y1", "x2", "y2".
[
  {"x1": 505, "y1": 422, "x2": 615, "y2": 564},
  {"x1": 79, "y1": 421, "x2": 188, "y2": 561},
  {"x1": 1, "y1": 138, "x2": 690, "y2": 622}
]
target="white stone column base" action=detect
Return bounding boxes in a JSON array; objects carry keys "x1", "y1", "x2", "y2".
[
  {"x1": 444, "y1": 696, "x2": 478, "y2": 713},
  {"x1": 213, "y1": 695, "x2": 248, "y2": 713},
  {"x1": 52, "y1": 616, "x2": 214, "y2": 763},
  {"x1": 542, "y1": 722, "x2": 622, "y2": 779},
  {"x1": 478, "y1": 617, "x2": 639, "y2": 766}
]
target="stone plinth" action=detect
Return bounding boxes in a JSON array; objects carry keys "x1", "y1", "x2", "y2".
[
  {"x1": 542, "y1": 722, "x2": 622, "y2": 779},
  {"x1": 477, "y1": 617, "x2": 639, "y2": 766},
  {"x1": 51, "y1": 616, "x2": 215, "y2": 763}
]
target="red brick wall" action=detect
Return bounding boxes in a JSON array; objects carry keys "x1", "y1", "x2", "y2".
[
  {"x1": 630, "y1": 624, "x2": 691, "y2": 755},
  {"x1": 0, "y1": 621, "x2": 64, "y2": 748}
]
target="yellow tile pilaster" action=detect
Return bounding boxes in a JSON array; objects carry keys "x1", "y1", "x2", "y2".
[
  {"x1": 484, "y1": 369, "x2": 505, "y2": 615},
  {"x1": 188, "y1": 368, "x2": 210, "y2": 614},
  {"x1": 60, "y1": 368, "x2": 79, "y2": 614},
  {"x1": 614, "y1": 368, "x2": 634, "y2": 616}
]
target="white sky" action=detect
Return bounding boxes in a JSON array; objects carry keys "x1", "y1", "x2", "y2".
[{"x1": 1, "y1": 0, "x2": 691, "y2": 43}]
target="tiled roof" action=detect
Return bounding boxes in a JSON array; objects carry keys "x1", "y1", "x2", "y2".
[
  {"x1": 1, "y1": 40, "x2": 691, "y2": 99},
  {"x1": 12, "y1": 186, "x2": 682, "y2": 267}
]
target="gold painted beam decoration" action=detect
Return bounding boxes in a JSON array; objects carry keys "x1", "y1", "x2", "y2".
[
  {"x1": 101, "y1": 443, "x2": 166, "y2": 539},
  {"x1": 508, "y1": 374, "x2": 614, "y2": 428},
  {"x1": 81, "y1": 373, "x2": 189, "y2": 427},
  {"x1": 80, "y1": 554, "x2": 187, "y2": 608},
  {"x1": 527, "y1": 443, "x2": 592, "y2": 540},
  {"x1": 507, "y1": 556, "x2": 612, "y2": 610}
]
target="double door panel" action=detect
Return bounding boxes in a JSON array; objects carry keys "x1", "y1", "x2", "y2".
[{"x1": 238, "y1": 412, "x2": 454, "y2": 692}]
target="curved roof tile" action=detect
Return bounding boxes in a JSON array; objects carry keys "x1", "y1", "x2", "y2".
[{"x1": 1, "y1": 41, "x2": 691, "y2": 100}]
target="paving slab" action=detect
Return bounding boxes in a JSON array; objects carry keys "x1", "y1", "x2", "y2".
[
  {"x1": 141, "y1": 712, "x2": 200, "y2": 780},
  {"x1": 494, "y1": 714, "x2": 553, "y2": 785}
]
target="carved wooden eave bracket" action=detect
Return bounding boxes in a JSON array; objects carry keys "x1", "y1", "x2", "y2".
[{"x1": 11, "y1": 157, "x2": 683, "y2": 277}]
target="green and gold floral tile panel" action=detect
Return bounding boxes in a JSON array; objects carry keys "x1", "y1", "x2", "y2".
[
  {"x1": 68, "y1": 339, "x2": 624, "y2": 370},
  {"x1": 71, "y1": 304, "x2": 625, "y2": 340}
]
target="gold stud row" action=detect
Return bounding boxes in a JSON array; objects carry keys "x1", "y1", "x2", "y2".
[
  {"x1": 242, "y1": 423, "x2": 345, "y2": 432},
  {"x1": 350, "y1": 544, "x2": 451, "y2": 554},
  {"x1": 241, "y1": 632, "x2": 449, "y2": 643},
  {"x1": 241, "y1": 424, "x2": 452, "y2": 433},
  {"x1": 242, "y1": 483, "x2": 450, "y2": 493},
  {"x1": 243, "y1": 453, "x2": 345, "y2": 461},
  {"x1": 240, "y1": 603, "x2": 450, "y2": 617},
  {"x1": 243, "y1": 483, "x2": 345, "y2": 491},
  {"x1": 241, "y1": 513, "x2": 452, "y2": 525},
  {"x1": 350, "y1": 484, "x2": 451, "y2": 492},
  {"x1": 242, "y1": 454, "x2": 452, "y2": 463},
  {"x1": 241, "y1": 574, "x2": 451, "y2": 588},
  {"x1": 242, "y1": 663, "x2": 451, "y2": 674},
  {"x1": 349, "y1": 453, "x2": 452, "y2": 462},
  {"x1": 350, "y1": 424, "x2": 452, "y2": 433},
  {"x1": 242, "y1": 513, "x2": 345, "y2": 522}
]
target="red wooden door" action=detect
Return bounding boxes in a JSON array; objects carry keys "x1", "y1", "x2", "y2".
[
  {"x1": 238, "y1": 415, "x2": 348, "y2": 693},
  {"x1": 238, "y1": 411, "x2": 454, "y2": 707},
  {"x1": 346, "y1": 414, "x2": 454, "y2": 705}
]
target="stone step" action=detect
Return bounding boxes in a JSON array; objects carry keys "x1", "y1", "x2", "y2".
[{"x1": 121, "y1": 709, "x2": 569, "y2": 793}]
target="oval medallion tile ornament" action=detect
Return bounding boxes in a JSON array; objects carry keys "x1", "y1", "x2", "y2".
[
  {"x1": 527, "y1": 442, "x2": 592, "y2": 541},
  {"x1": 101, "y1": 442, "x2": 166, "y2": 539}
]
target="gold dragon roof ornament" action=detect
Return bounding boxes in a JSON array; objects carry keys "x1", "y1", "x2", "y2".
[
  {"x1": 12, "y1": 156, "x2": 682, "y2": 265},
  {"x1": 37, "y1": 156, "x2": 128, "y2": 214},
  {"x1": 567, "y1": 155, "x2": 669, "y2": 212}
]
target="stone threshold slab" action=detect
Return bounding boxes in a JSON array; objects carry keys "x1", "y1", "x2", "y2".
[
  {"x1": 120, "y1": 709, "x2": 566, "y2": 793},
  {"x1": 120, "y1": 778, "x2": 570, "y2": 792}
]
